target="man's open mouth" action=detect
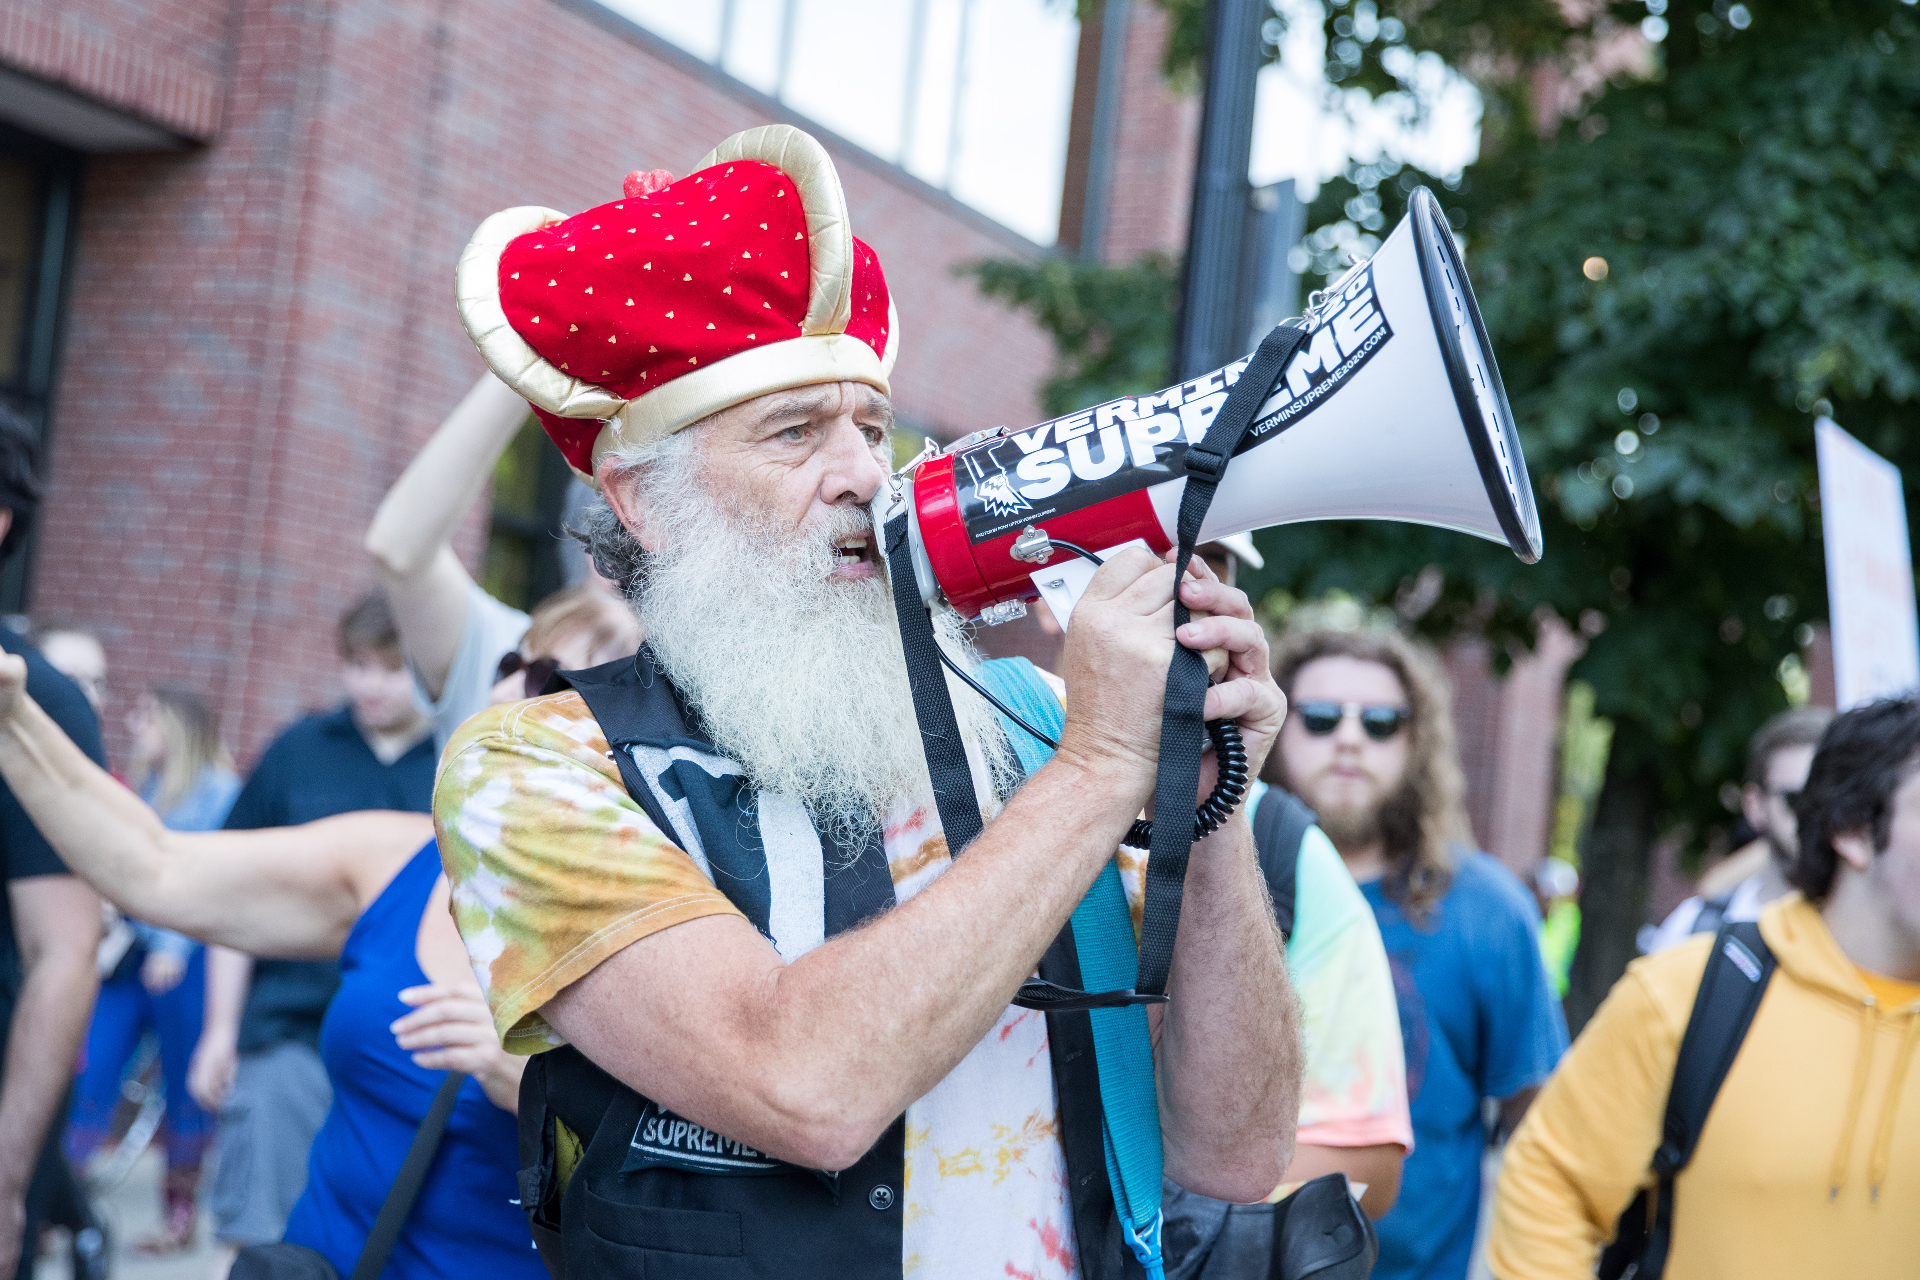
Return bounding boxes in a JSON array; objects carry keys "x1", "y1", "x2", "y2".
[{"x1": 833, "y1": 535, "x2": 873, "y2": 567}]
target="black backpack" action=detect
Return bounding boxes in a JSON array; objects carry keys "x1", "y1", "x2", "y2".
[
  {"x1": 1161, "y1": 789, "x2": 1378, "y2": 1280},
  {"x1": 1596, "y1": 921, "x2": 1778, "y2": 1280}
]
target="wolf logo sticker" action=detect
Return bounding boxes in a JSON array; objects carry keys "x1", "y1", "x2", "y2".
[{"x1": 960, "y1": 441, "x2": 1032, "y2": 520}]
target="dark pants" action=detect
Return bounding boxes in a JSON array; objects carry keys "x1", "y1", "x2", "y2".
[{"x1": 18, "y1": 1107, "x2": 104, "y2": 1280}]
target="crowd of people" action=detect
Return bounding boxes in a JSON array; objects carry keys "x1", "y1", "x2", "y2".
[{"x1": 0, "y1": 122, "x2": 1912, "y2": 1280}]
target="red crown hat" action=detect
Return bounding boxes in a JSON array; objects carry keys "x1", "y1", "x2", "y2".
[{"x1": 456, "y1": 125, "x2": 898, "y2": 484}]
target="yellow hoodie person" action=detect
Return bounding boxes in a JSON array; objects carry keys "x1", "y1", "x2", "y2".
[{"x1": 1487, "y1": 893, "x2": 1920, "y2": 1277}]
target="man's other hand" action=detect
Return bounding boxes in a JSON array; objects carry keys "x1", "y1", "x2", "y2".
[
  {"x1": 1056, "y1": 547, "x2": 1287, "y2": 789},
  {"x1": 1170, "y1": 553, "x2": 1287, "y2": 781}
]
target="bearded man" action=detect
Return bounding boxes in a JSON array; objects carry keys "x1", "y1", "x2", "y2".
[
  {"x1": 435, "y1": 126, "x2": 1302, "y2": 1279},
  {"x1": 1265, "y1": 622, "x2": 1566, "y2": 1280}
]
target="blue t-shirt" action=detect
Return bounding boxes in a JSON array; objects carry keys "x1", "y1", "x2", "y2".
[
  {"x1": 1362, "y1": 850, "x2": 1568, "y2": 1280},
  {"x1": 225, "y1": 705, "x2": 436, "y2": 1053}
]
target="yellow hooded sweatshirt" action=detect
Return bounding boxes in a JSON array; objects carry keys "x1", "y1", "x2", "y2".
[{"x1": 1488, "y1": 894, "x2": 1920, "y2": 1278}]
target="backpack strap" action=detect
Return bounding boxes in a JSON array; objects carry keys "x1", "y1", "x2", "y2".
[
  {"x1": 348, "y1": 1071, "x2": 467, "y2": 1280},
  {"x1": 1250, "y1": 789, "x2": 1315, "y2": 940},
  {"x1": 1687, "y1": 890, "x2": 1734, "y2": 937},
  {"x1": 1639, "y1": 920, "x2": 1776, "y2": 1279}
]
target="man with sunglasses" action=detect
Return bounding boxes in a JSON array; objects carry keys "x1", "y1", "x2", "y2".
[
  {"x1": 1643, "y1": 707, "x2": 1833, "y2": 953},
  {"x1": 1268, "y1": 622, "x2": 1567, "y2": 1280}
]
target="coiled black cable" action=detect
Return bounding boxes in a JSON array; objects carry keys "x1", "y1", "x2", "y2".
[{"x1": 943, "y1": 537, "x2": 1251, "y2": 851}]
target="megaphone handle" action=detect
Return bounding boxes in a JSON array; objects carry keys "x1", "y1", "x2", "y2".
[
  {"x1": 1039, "y1": 535, "x2": 1228, "y2": 677},
  {"x1": 923, "y1": 640, "x2": 1247, "y2": 845}
]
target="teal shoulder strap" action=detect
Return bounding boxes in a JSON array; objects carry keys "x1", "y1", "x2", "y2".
[{"x1": 975, "y1": 657, "x2": 1167, "y2": 1277}]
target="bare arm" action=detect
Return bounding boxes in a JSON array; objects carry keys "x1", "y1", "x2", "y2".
[
  {"x1": 1285, "y1": 1144, "x2": 1404, "y2": 1218},
  {"x1": 1143, "y1": 563, "x2": 1302, "y2": 1199},
  {"x1": 545, "y1": 552, "x2": 1297, "y2": 1201},
  {"x1": 391, "y1": 876, "x2": 527, "y2": 1113},
  {"x1": 1151, "y1": 812, "x2": 1302, "y2": 1198},
  {"x1": 364, "y1": 373, "x2": 529, "y2": 699},
  {"x1": 0, "y1": 654, "x2": 430, "y2": 955},
  {"x1": 188, "y1": 945, "x2": 252, "y2": 1111},
  {"x1": 0, "y1": 875, "x2": 100, "y2": 1274}
]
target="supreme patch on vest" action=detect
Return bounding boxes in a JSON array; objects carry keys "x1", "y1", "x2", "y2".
[{"x1": 623, "y1": 1100, "x2": 784, "y2": 1176}]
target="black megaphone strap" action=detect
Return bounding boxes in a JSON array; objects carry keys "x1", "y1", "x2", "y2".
[
  {"x1": 885, "y1": 511, "x2": 988, "y2": 856},
  {"x1": 1134, "y1": 322, "x2": 1308, "y2": 997},
  {"x1": 885, "y1": 511, "x2": 1162, "y2": 1011}
]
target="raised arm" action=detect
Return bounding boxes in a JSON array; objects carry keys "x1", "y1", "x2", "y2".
[
  {"x1": 365, "y1": 372, "x2": 530, "y2": 699},
  {"x1": 0, "y1": 654, "x2": 431, "y2": 956}
]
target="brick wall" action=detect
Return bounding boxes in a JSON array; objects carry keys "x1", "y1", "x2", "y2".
[
  {"x1": 1099, "y1": 3, "x2": 1198, "y2": 264},
  {"x1": 23, "y1": 0, "x2": 1054, "y2": 763},
  {"x1": 1, "y1": 0, "x2": 229, "y2": 141}
]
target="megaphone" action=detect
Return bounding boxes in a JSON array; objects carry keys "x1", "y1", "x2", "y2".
[{"x1": 877, "y1": 187, "x2": 1542, "y2": 627}]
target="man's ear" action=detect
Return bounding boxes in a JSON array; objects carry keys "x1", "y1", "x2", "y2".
[
  {"x1": 1832, "y1": 825, "x2": 1877, "y2": 875},
  {"x1": 596, "y1": 460, "x2": 661, "y2": 554}
]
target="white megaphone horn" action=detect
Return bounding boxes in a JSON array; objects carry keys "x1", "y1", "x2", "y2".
[{"x1": 877, "y1": 186, "x2": 1543, "y2": 628}]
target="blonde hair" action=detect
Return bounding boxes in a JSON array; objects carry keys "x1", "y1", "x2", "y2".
[
  {"x1": 1271, "y1": 623, "x2": 1471, "y2": 921},
  {"x1": 136, "y1": 685, "x2": 233, "y2": 817},
  {"x1": 523, "y1": 585, "x2": 639, "y2": 663}
]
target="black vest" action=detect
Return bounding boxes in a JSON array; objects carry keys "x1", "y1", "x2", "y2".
[{"x1": 516, "y1": 652, "x2": 1135, "y2": 1278}]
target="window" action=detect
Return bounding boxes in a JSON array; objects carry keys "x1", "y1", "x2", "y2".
[
  {"x1": 482, "y1": 416, "x2": 577, "y2": 611},
  {"x1": 0, "y1": 124, "x2": 81, "y2": 613},
  {"x1": 596, "y1": 0, "x2": 1080, "y2": 244}
]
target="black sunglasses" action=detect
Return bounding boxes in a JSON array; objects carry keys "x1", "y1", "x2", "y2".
[
  {"x1": 1295, "y1": 701, "x2": 1411, "y2": 741},
  {"x1": 495, "y1": 652, "x2": 560, "y2": 697}
]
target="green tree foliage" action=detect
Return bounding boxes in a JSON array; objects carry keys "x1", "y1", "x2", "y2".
[{"x1": 974, "y1": 0, "x2": 1920, "y2": 1022}]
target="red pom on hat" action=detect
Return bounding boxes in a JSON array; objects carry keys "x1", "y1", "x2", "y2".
[{"x1": 623, "y1": 169, "x2": 673, "y2": 198}]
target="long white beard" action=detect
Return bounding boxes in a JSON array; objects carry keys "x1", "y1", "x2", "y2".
[{"x1": 634, "y1": 480, "x2": 1012, "y2": 845}]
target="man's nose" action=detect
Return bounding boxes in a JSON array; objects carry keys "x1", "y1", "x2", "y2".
[{"x1": 819, "y1": 416, "x2": 887, "y2": 507}]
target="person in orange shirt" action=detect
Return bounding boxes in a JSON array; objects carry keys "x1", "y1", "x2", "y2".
[{"x1": 1488, "y1": 695, "x2": 1920, "y2": 1279}]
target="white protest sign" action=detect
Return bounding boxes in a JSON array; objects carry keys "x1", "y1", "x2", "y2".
[{"x1": 1816, "y1": 418, "x2": 1920, "y2": 708}]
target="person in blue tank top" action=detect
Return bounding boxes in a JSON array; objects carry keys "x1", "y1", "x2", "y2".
[{"x1": 0, "y1": 655, "x2": 552, "y2": 1280}]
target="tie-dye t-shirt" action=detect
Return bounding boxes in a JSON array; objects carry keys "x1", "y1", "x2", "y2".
[
  {"x1": 434, "y1": 691, "x2": 1078, "y2": 1280},
  {"x1": 1272, "y1": 825, "x2": 1413, "y2": 1155}
]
